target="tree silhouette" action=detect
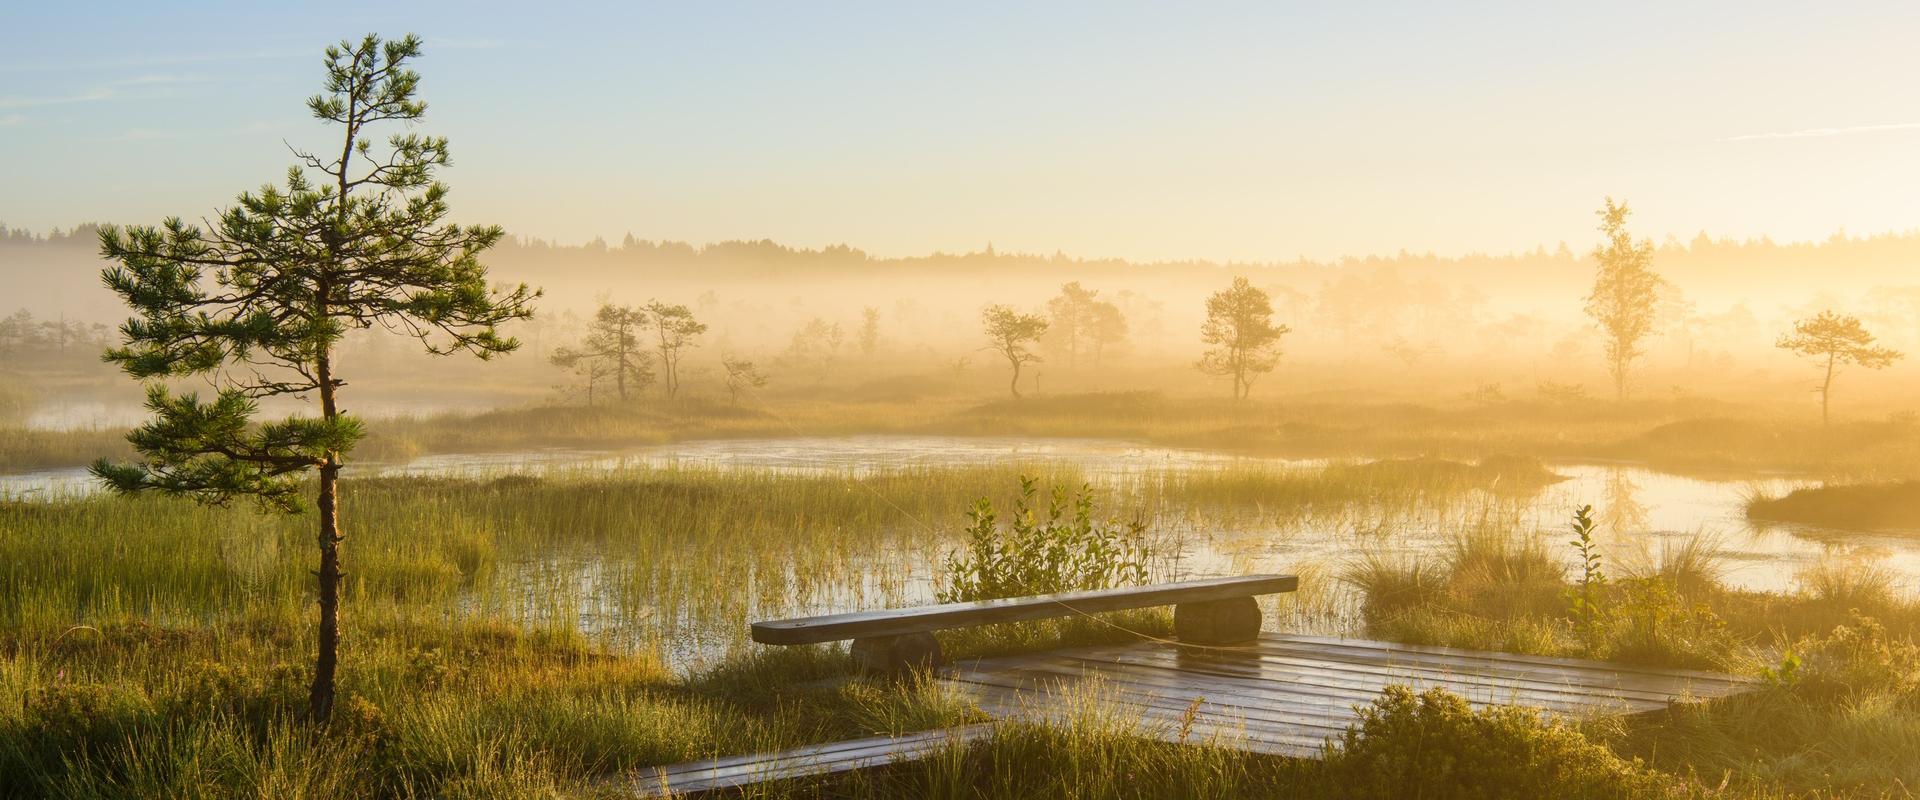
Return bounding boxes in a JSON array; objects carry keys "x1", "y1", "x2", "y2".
[
  {"x1": 858, "y1": 306, "x2": 881, "y2": 357},
  {"x1": 1584, "y1": 198, "x2": 1663, "y2": 401},
  {"x1": 1198, "y1": 276, "x2": 1289, "y2": 399},
  {"x1": 554, "y1": 304, "x2": 649, "y2": 403},
  {"x1": 721, "y1": 355, "x2": 768, "y2": 405},
  {"x1": 90, "y1": 35, "x2": 535, "y2": 720},
  {"x1": 981, "y1": 305, "x2": 1048, "y2": 398},
  {"x1": 549, "y1": 345, "x2": 608, "y2": 405},
  {"x1": 1776, "y1": 310, "x2": 1902, "y2": 425},
  {"x1": 1045, "y1": 282, "x2": 1097, "y2": 369},
  {"x1": 643, "y1": 300, "x2": 706, "y2": 399},
  {"x1": 1088, "y1": 299, "x2": 1127, "y2": 368},
  {"x1": 1046, "y1": 281, "x2": 1127, "y2": 371},
  {"x1": 785, "y1": 317, "x2": 844, "y2": 383}
]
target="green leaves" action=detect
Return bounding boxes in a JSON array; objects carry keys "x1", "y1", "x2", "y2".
[
  {"x1": 1565, "y1": 504, "x2": 1607, "y2": 654},
  {"x1": 937, "y1": 476, "x2": 1151, "y2": 603}
]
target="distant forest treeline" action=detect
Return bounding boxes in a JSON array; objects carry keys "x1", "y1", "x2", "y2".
[
  {"x1": 9, "y1": 221, "x2": 1920, "y2": 295},
  {"x1": 7, "y1": 222, "x2": 1919, "y2": 363}
]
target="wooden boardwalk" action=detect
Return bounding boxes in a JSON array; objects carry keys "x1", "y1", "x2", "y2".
[{"x1": 625, "y1": 633, "x2": 1755, "y2": 795}]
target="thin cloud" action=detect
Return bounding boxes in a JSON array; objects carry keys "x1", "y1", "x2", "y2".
[
  {"x1": 114, "y1": 127, "x2": 181, "y2": 142},
  {"x1": 0, "y1": 48, "x2": 303, "y2": 74},
  {"x1": 0, "y1": 114, "x2": 21, "y2": 127},
  {"x1": 1721, "y1": 122, "x2": 1920, "y2": 142},
  {"x1": 108, "y1": 120, "x2": 289, "y2": 143},
  {"x1": 0, "y1": 88, "x2": 113, "y2": 110},
  {"x1": 434, "y1": 38, "x2": 510, "y2": 51},
  {"x1": 111, "y1": 74, "x2": 205, "y2": 87}
]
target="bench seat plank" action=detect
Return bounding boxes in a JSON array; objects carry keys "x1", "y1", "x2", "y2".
[{"x1": 751, "y1": 574, "x2": 1298, "y2": 645}]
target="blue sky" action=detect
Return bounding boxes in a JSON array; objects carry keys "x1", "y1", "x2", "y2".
[{"x1": 4, "y1": 1, "x2": 1920, "y2": 261}]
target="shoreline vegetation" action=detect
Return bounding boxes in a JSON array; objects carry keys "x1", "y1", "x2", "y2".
[
  {"x1": 2, "y1": 467, "x2": 1918, "y2": 796},
  {"x1": 1747, "y1": 480, "x2": 1920, "y2": 532},
  {"x1": 7, "y1": 391, "x2": 1920, "y2": 480}
]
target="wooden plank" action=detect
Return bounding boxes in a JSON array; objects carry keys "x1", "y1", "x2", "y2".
[
  {"x1": 955, "y1": 679, "x2": 1351, "y2": 759},
  {"x1": 1247, "y1": 640, "x2": 1752, "y2": 698},
  {"x1": 957, "y1": 655, "x2": 1657, "y2": 719},
  {"x1": 626, "y1": 724, "x2": 994, "y2": 797},
  {"x1": 751, "y1": 574, "x2": 1297, "y2": 645},
  {"x1": 963, "y1": 635, "x2": 1753, "y2": 699},
  {"x1": 958, "y1": 684, "x2": 1343, "y2": 751},
  {"x1": 950, "y1": 658, "x2": 1648, "y2": 724},
  {"x1": 1266, "y1": 634, "x2": 1758, "y2": 687},
  {"x1": 950, "y1": 678, "x2": 1364, "y2": 740},
  {"x1": 946, "y1": 666, "x2": 1364, "y2": 728},
  {"x1": 649, "y1": 733, "x2": 947, "y2": 778},
  {"x1": 622, "y1": 633, "x2": 1759, "y2": 797},
  {"x1": 1077, "y1": 645, "x2": 1710, "y2": 705}
]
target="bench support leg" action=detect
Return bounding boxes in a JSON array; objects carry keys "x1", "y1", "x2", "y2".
[
  {"x1": 1174, "y1": 597, "x2": 1262, "y2": 645},
  {"x1": 851, "y1": 632, "x2": 944, "y2": 677}
]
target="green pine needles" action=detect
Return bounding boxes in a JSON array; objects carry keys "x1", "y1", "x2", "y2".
[{"x1": 90, "y1": 33, "x2": 535, "y2": 719}]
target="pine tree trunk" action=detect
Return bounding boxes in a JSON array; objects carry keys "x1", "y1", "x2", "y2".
[
  {"x1": 311, "y1": 462, "x2": 342, "y2": 720},
  {"x1": 1009, "y1": 359, "x2": 1023, "y2": 398},
  {"x1": 311, "y1": 346, "x2": 343, "y2": 720}
]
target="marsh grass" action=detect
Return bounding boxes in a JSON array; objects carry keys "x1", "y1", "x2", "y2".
[
  {"x1": 0, "y1": 462, "x2": 1490, "y2": 797},
  {"x1": 5, "y1": 459, "x2": 1920, "y2": 796}
]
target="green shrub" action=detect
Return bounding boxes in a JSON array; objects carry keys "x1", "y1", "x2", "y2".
[
  {"x1": 1322, "y1": 686, "x2": 1673, "y2": 800},
  {"x1": 1792, "y1": 614, "x2": 1920, "y2": 702},
  {"x1": 1600, "y1": 577, "x2": 1732, "y2": 669},
  {"x1": 937, "y1": 476, "x2": 1148, "y2": 603}
]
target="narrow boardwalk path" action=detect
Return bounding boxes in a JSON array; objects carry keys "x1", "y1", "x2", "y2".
[{"x1": 625, "y1": 633, "x2": 1756, "y2": 795}]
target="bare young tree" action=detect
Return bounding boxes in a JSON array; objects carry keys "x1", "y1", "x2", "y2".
[
  {"x1": 643, "y1": 300, "x2": 707, "y2": 399},
  {"x1": 548, "y1": 343, "x2": 614, "y2": 405},
  {"x1": 1585, "y1": 198, "x2": 1664, "y2": 401},
  {"x1": 1776, "y1": 310, "x2": 1902, "y2": 425},
  {"x1": 721, "y1": 355, "x2": 769, "y2": 405},
  {"x1": 981, "y1": 305, "x2": 1048, "y2": 398},
  {"x1": 1197, "y1": 276, "x2": 1289, "y2": 399}
]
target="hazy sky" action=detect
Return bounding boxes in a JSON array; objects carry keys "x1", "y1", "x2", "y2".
[{"x1": 4, "y1": 1, "x2": 1920, "y2": 262}]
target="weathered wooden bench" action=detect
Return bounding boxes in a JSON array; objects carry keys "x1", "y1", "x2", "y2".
[{"x1": 750, "y1": 574, "x2": 1298, "y2": 674}]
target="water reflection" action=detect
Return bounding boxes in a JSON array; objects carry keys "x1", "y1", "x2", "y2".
[{"x1": 5, "y1": 435, "x2": 1915, "y2": 603}]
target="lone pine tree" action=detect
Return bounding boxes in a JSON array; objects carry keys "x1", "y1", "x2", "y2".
[
  {"x1": 91, "y1": 34, "x2": 535, "y2": 720},
  {"x1": 1777, "y1": 310, "x2": 1902, "y2": 426}
]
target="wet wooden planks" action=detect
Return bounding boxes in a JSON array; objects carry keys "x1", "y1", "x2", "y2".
[
  {"x1": 625, "y1": 724, "x2": 995, "y2": 797},
  {"x1": 941, "y1": 633, "x2": 1755, "y2": 757},
  {"x1": 622, "y1": 633, "x2": 1755, "y2": 796}
]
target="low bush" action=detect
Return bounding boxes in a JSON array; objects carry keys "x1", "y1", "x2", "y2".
[
  {"x1": 1321, "y1": 686, "x2": 1676, "y2": 800},
  {"x1": 937, "y1": 476, "x2": 1149, "y2": 603}
]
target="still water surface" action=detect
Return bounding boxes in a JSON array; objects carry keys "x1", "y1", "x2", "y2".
[{"x1": 6, "y1": 434, "x2": 1909, "y2": 598}]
